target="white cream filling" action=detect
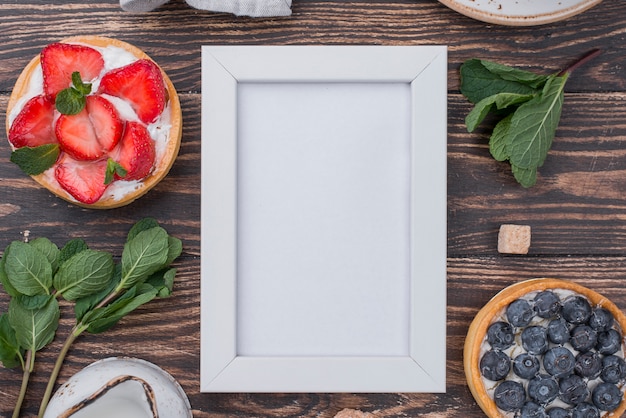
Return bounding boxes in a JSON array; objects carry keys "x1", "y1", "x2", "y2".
[{"x1": 8, "y1": 43, "x2": 172, "y2": 203}]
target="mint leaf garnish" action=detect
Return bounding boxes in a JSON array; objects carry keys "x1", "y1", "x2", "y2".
[
  {"x1": 105, "y1": 158, "x2": 127, "y2": 185},
  {"x1": 0, "y1": 219, "x2": 182, "y2": 417},
  {"x1": 72, "y1": 71, "x2": 92, "y2": 96},
  {"x1": 55, "y1": 71, "x2": 91, "y2": 115},
  {"x1": 460, "y1": 49, "x2": 601, "y2": 188},
  {"x1": 10, "y1": 144, "x2": 59, "y2": 175}
]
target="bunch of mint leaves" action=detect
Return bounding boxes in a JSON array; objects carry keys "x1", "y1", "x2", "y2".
[
  {"x1": 0, "y1": 218, "x2": 182, "y2": 418},
  {"x1": 460, "y1": 49, "x2": 601, "y2": 187}
]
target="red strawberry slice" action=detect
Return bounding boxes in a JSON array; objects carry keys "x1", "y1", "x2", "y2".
[
  {"x1": 8, "y1": 95, "x2": 57, "y2": 148},
  {"x1": 55, "y1": 95, "x2": 123, "y2": 161},
  {"x1": 110, "y1": 121, "x2": 156, "y2": 181},
  {"x1": 41, "y1": 42, "x2": 104, "y2": 99},
  {"x1": 55, "y1": 154, "x2": 109, "y2": 204},
  {"x1": 98, "y1": 59, "x2": 166, "y2": 124}
]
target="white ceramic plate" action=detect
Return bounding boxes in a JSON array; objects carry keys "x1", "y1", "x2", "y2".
[{"x1": 437, "y1": 0, "x2": 602, "y2": 26}]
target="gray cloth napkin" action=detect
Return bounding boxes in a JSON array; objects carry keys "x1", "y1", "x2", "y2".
[{"x1": 120, "y1": 0, "x2": 292, "y2": 17}]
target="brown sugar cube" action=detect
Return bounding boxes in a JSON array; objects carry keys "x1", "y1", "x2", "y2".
[{"x1": 498, "y1": 224, "x2": 531, "y2": 254}]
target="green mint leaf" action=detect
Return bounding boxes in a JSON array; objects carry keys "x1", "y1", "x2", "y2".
[
  {"x1": 8, "y1": 296, "x2": 59, "y2": 353},
  {"x1": 166, "y1": 236, "x2": 183, "y2": 266},
  {"x1": 460, "y1": 59, "x2": 542, "y2": 104},
  {"x1": 74, "y1": 264, "x2": 121, "y2": 323},
  {"x1": 145, "y1": 267, "x2": 177, "y2": 298},
  {"x1": 512, "y1": 164, "x2": 537, "y2": 188},
  {"x1": 82, "y1": 284, "x2": 159, "y2": 334},
  {"x1": 71, "y1": 71, "x2": 92, "y2": 96},
  {"x1": 29, "y1": 237, "x2": 61, "y2": 274},
  {"x1": 53, "y1": 249, "x2": 115, "y2": 301},
  {"x1": 0, "y1": 313, "x2": 23, "y2": 369},
  {"x1": 105, "y1": 158, "x2": 127, "y2": 185},
  {"x1": 10, "y1": 144, "x2": 60, "y2": 176},
  {"x1": 55, "y1": 87, "x2": 86, "y2": 115},
  {"x1": 4, "y1": 241, "x2": 53, "y2": 296},
  {"x1": 465, "y1": 92, "x2": 534, "y2": 133},
  {"x1": 480, "y1": 60, "x2": 550, "y2": 88},
  {"x1": 127, "y1": 217, "x2": 161, "y2": 242},
  {"x1": 15, "y1": 294, "x2": 55, "y2": 310},
  {"x1": 507, "y1": 74, "x2": 568, "y2": 170},
  {"x1": 489, "y1": 114, "x2": 513, "y2": 162},
  {"x1": 58, "y1": 238, "x2": 89, "y2": 266},
  {"x1": 0, "y1": 255, "x2": 21, "y2": 298},
  {"x1": 118, "y1": 227, "x2": 170, "y2": 290}
]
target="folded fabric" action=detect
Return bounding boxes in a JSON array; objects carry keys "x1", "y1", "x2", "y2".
[{"x1": 120, "y1": 0, "x2": 292, "y2": 17}]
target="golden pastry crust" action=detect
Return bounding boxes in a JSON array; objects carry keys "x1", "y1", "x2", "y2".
[
  {"x1": 464, "y1": 278, "x2": 626, "y2": 417},
  {"x1": 5, "y1": 35, "x2": 182, "y2": 209}
]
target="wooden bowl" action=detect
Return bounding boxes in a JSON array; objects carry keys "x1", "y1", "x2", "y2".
[
  {"x1": 464, "y1": 278, "x2": 626, "y2": 417},
  {"x1": 5, "y1": 35, "x2": 182, "y2": 209}
]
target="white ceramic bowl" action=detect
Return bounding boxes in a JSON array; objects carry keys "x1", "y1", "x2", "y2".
[{"x1": 43, "y1": 357, "x2": 192, "y2": 418}]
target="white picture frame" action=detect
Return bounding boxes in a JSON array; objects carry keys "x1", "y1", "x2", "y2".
[{"x1": 200, "y1": 45, "x2": 447, "y2": 393}]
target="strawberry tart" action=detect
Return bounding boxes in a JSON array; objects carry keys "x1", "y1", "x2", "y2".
[{"x1": 5, "y1": 36, "x2": 182, "y2": 208}]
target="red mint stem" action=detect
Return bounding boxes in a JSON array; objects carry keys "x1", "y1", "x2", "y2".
[{"x1": 558, "y1": 48, "x2": 602, "y2": 76}]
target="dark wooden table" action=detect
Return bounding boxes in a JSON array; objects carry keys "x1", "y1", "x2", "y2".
[{"x1": 2, "y1": 0, "x2": 626, "y2": 416}]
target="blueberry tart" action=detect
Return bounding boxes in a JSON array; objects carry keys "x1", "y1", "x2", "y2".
[{"x1": 464, "y1": 278, "x2": 626, "y2": 417}]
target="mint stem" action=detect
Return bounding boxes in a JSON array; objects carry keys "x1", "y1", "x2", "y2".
[
  {"x1": 37, "y1": 330, "x2": 79, "y2": 418},
  {"x1": 37, "y1": 288, "x2": 123, "y2": 417},
  {"x1": 13, "y1": 350, "x2": 33, "y2": 418},
  {"x1": 558, "y1": 48, "x2": 601, "y2": 76}
]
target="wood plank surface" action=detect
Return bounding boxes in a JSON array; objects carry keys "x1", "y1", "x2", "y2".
[{"x1": 1, "y1": 0, "x2": 626, "y2": 416}]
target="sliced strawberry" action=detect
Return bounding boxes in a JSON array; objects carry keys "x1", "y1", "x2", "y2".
[
  {"x1": 98, "y1": 59, "x2": 166, "y2": 124},
  {"x1": 110, "y1": 121, "x2": 156, "y2": 181},
  {"x1": 55, "y1": 95, "x2": 123, "y2": 161},
  {"x1": 41, "y1": 42, "x2": 104, "y2": 99},
  {"x1": 55, "y1": 154, "x2": 108, "y2": 204},
  {"x1": 8, "y1": 95, "x2": 57, "y2": 148}
]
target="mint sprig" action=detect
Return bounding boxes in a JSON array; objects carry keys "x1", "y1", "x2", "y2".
[
  {"x1": 460, "y1": 49, "x2": 601, "y2": 188},
  {"x1": 55, "y1": 71, "x2": 92, "y2": 115},
  {"x1": 105, "y1": 158, "x2": 128, "y2": 185},
  {"x1": 0, "y1": 218, "x2": 182, "y2": 418},
  {"x1": 10, "y1": 144, "x2": 60, "y2": 176}
]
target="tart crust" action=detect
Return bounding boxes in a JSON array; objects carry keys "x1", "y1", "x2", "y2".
[
  {"x1": 5, "y1": 35, "x2": 182, "y2": 209},
  {"x1": 464, "y1": 278, "x2": 626, "y2": 417}
]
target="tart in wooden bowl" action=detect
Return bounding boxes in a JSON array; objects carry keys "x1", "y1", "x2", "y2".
[
  {"x1": 5, "y1": 35, "x2": 182, "y2": 209},
  {"x1": 464, "y1": 278, "x2": 626, "y2": 417}
]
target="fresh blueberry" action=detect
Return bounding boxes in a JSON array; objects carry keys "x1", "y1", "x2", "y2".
[
  {"x1": 522, "y1": 326, "x2": 549, "y2": 355},
  {"x1": 534, "y1": 291, "x2": 561, "y2": 319},
  {"x1": 569, "y1": 325, "x2": 598, "y2": 353},
  {"x1": 521, "y1": 401, "x2": 548, "y2": 418},
  {"x1": 562, "y1": 296, "x2": 592, "y2": 325},
  {"x1": 571, "y1": 402, "x2": 599, "y2": 418},
  {"x1": 600, "y1": 355, "x2": 626, "y2": 384},
  {"x1": 559, "y1": 374, "x2": 590, "y2": 406},
  {"x1": 592, "y1": 382, "x2": 623, "y2": 411},
  {"x1": 544, "y1": 347, "x2": 576, "y2": 377},
  {"x1": 514, "y1": 353, "x2": 541, "y2": 379},
  {"x1": 546, "y1": 407, "x2": 570, "y2": 418},
  {"x1": 507, "y1": 298, "x2": 535, "y2": 327},
  {"x1": 494, "y1": 380, "x2": 526, "y2": 412},
  {"x1": 528, "y1": 374, "x2": 559, "y2": 404},
  {"x1": 596, "y1": 329, "x2": 622, "y2": 355},
  {"x1": 588, "y1": 307, "x2": 614, "y2": 332},
  {"x1": 487, "y1": 321, "x2": 515, "y2": 350},
  {"x1": 480, "y1": 349, "x2": 510, "y2": 381},
  {"x1": 547, "y1": 318, "x2": 570, "y2": 345},
  {"x1": 574, "y1": 351, "x2": 602, "y2": 379}
]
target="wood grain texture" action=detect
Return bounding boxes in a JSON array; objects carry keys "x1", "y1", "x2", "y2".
[{"x1": 1, "y1": 0, "x2": 626, "y2": 416}]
